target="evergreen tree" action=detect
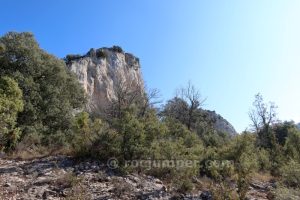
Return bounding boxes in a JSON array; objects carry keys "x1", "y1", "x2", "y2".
[
  {"x1": 0, "y1": 76, "x2": 24, "y2": 151},
  {"x1": 0, "y1": 32, "x2": 86, "y2": 141}
]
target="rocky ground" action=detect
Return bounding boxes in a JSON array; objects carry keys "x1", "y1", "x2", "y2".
[{"x1": 0, "y1": 156, "x2": 275, "y2": 200}]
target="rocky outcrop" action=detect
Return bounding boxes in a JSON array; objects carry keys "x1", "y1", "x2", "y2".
[
  {"x1": 201, "y1": 109, "x2": 237, "y2": 135},
  {"x1": 0, "y1": 156, "x2": 277, "y2": 200},
  {"x1": 0, "y1": 156, "x2": 169, "y2": 200},
  {"x1": 66, "y1": 47, "x2": 144, "y2": 114}
]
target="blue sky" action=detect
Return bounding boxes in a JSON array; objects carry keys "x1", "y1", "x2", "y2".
[{"x1": 1, "y1": 0, "x2": 300, "y2": 132}]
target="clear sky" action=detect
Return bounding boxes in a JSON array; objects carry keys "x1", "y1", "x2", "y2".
[{"x1": 1, "y1": 0, "x2": 300, "y2": 132}]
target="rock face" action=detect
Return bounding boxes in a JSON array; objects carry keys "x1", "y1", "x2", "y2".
[
  {"x1": 297, "y1": 123, "x2": 300, "y2": 130},
  {"x1": 66, "y1": 47, "x2": 144, "y2": 113},
  {"x1": 201, "y1": 109, "x2": 237, "y2": 135}
]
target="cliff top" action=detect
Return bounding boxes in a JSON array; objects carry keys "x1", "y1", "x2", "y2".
[{"x1": 64, "y1": 46, "x2": 140, "y2": 66}]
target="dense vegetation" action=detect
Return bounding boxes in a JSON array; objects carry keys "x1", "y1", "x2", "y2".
[
  {"x1": 0, "y1": 32, "x2": 86, "y2": 152},
  {"x1": 1, "y1": 32, "x2": 300, "y2": 199}
]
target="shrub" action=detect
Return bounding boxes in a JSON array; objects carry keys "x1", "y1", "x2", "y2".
[
  {"x1": 146, "y1": 130, "x2": 203, "y2": 188},
  {"x1": 273, "y1": 186, "x2": 300, "y2": 200},
  {"x1": 206, "y1": 160, "x2": 235, "y2": 181},
  {"x1": 111, "y1": 177, "x2": 134, "y2": 198},
  {"x1": 176, "y1": 178, "x2": 194, "y2": 193},
  {"x1": 112, "y1": 45, "x2": 123, "y2": 53},
  {"x1": 89, "y1": 128, "x2": 122, "y2": 161},
  {"x1": 71, "y1": 112, "x2": 118, "y2": 159},
  {"x1": 0, "y1": 76, "x2": 24, "y2": 151},
  {"x1": 65, "y1": 54, "x2": 83, "y2": 63},
  {"x1": 269, "y1": 140, "x2": 285, "y2": 176},
  {"x1": 279, "y1": 160, "x2": 300, "y2": 188},
  {"x1": 284, "y1": 128, "x2": 300, "y2": 162},
  {"x1": 115, "y1": 111, "x2": 146, "y2": 161},
  {"x1": 96, "y1": 49, "x2": 107, "y2": 59},
  {"x1": 199, "y1": 130, "x2": 231, "y2": 148},
  {"x1": 256, "y1": 148, "x2": 271, "y2": 171},
  {"x1": 55, "y1": 172, "x2": 81, "y2": 189},
  {"x1": 206, "y1": 160, "x2": 236, "y2": 200},
  {"x1": 273, "y1": 121, "x2": 296, "y2": 146}
]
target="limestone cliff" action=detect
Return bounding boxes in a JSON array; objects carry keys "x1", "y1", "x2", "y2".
[{"x1": 66, "y1": 47, "x2": 144, "y2": 113}]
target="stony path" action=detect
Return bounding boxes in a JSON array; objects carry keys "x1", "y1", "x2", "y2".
[
  {"x1": 0, "y1": 156, "x2": 274, "y2": 200},
  {"x1": 0, "y1": 156, "x2": 171, "y2": 200}
]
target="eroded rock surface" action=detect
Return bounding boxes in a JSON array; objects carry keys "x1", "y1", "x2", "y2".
[{"x1": 66, "y1": 47, "x2": 144, "y2": 114}]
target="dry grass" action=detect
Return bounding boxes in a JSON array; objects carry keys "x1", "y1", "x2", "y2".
[
  {"x1": 251, "y1": 172, "x2": 274, "y2": 182},
  {"x1": 54, "y1": 172, "x2": 81, "y2": 189},
  {"x1": 55, "y1": 172, "x2": 91, "y2": 200},
  {"x1": 111, "y1": 176, "x2": 134, "y2": 198},
  {"x1": 194, "y1": 176, "x2": 213, "y2": 191},
  {"x1": 7, "y1": 145, "x2": 71, "y2": 160},
  {"x1": 0, "y1": 176, "x2": 19, "y2": 199}
]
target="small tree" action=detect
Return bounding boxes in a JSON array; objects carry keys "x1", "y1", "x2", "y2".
[
  {"x1": 161, "y1": 97, "x2": 190, "y2": 126},
  {"x1": 177, "y1": 81, "x2": 206, "y2": 130},
  {"x1": 104, "y1": 74, "x2": 143, "y2": 121},
  {"x1": 115, "y1": 110, "x2": 146, "y2": 161},
  {"x1": 162, "y1": 81, "x2": 205, "y2": 131},
  {"x1": 139, "y1": 87, "x2": 161, "y2": 117},
  {"x1": 249, "y1": 93, "x2": 277, "y2": 148}
]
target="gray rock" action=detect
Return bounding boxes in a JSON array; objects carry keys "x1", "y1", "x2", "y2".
[
  {"x1": 3, "y1": 182, "x2": 11, "y2": 187},
  {"x1": 200, "y1": 191, "x2": 213, "y2": 200},
  {"x1": 200, "y1": 109, "x2": 237, "y2": 136}
]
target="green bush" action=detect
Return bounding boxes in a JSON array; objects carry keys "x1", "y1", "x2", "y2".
[
  {"x1": 279, "y1": 160, "x2": 300, "y2": 188},
  {"x1": 0, "y1": 76, "x2": 24, "y2": 151},
  {"x1": 176, "y1": 178, "x2": 194, "y2": 193},
  {"x1": 0, "y1": 32, "x2": 86, "y2": 143},
  {"x1": 71, "y1": 112, "x2": 115, "y2": 159},
  {"x1": 273, "y1": 186, "x2": 300, "y2": 200},
  {"x1": 206, "y1": 160, "x2": 236, "y2": 200},
  {"x1": 115, "y1": 111, "x2": 146, "y2": 161},
  {"x1": 112, "y1": 45, "x2": 123, "y2": 53},
  {"x1": 284, "y1": 128, "x2": 300, "y2": 162},
  {"x1": 273, "y1": 121, "x2": 295, "y2": 146},
  {"x1": 256, "y1": 148, "x2": 272, "y2": 171},
  {"x1": 206, "y1": 160, "x2": 235, "y2": 181},
  {"x1": 96, "y1": 49, "x2": 107, "y2": 59},
  {"x1": 65, "y1": 54, "x2": 83, "y2": 63},
  {"x1": 72, "y1": 114, "x2": 122, "y2": 161},
  {"x1": 146, "y1": 123, "x2": 203, "y2": 187}
]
